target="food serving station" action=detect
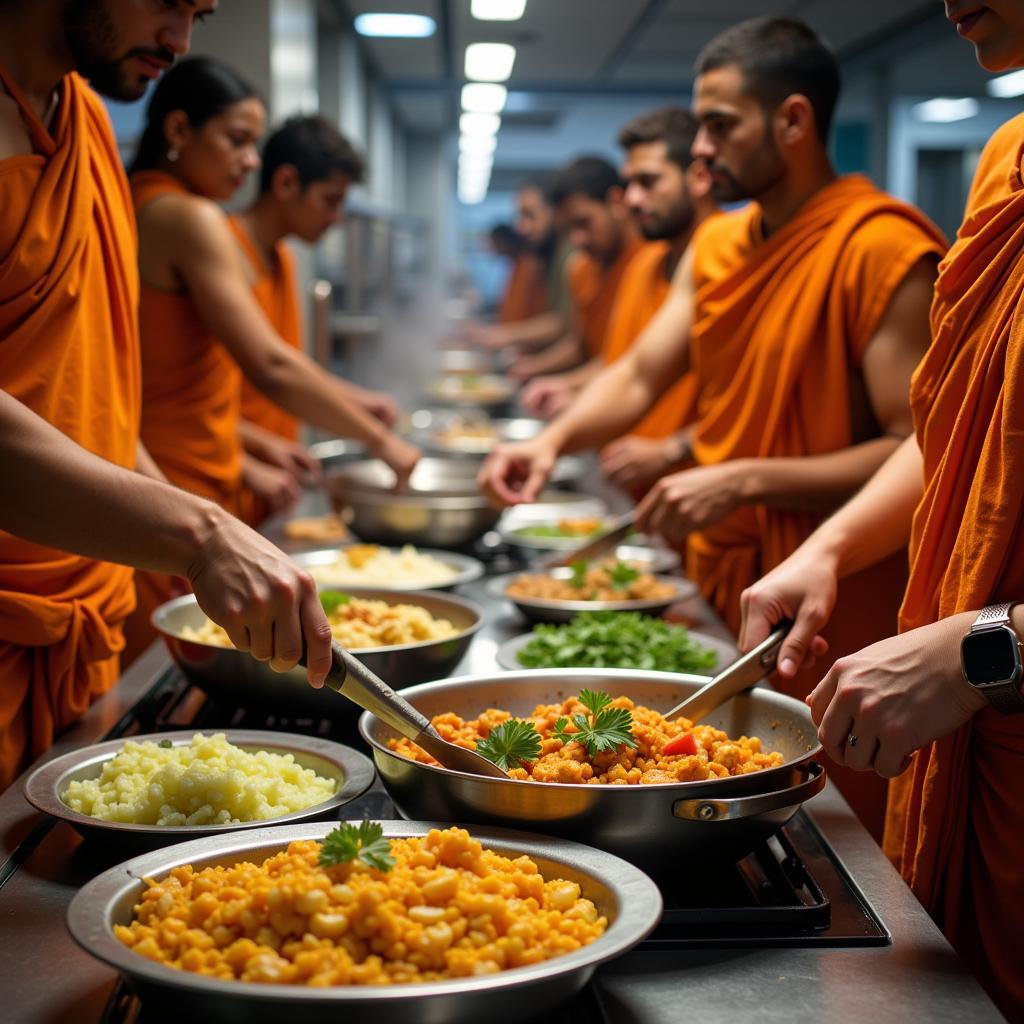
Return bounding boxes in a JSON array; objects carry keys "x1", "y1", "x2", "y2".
[{"x1": 0, "y1": 473, "x2": 1004, "y2": 1023}]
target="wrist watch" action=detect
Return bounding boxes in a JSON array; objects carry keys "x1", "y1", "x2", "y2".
[{"x1": 960, "y1": 603, "x2": 1024, "y2": 713}]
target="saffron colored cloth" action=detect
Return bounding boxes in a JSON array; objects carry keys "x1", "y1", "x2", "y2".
[
  {"x1": 0, "y1": 67, "x2": 140, "y2": 788},
  {"x1": 498, "y1": 253, "x2": 548, "y2": 323},
  {"x1": 602, "y1": 241, "x2": 699, "y2": 442},
  {"x1": 884, "y1": 114, "x2": 1024, "y2": 1022},
  {"x1": 687, "y1": 175, "x2": 946, "y2": 838},
  {"x1": 566, "y1": 233, "x2": 645, "y2": 358}
]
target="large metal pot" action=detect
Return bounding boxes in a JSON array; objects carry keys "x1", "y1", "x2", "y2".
[
  {"x1": 326, "y1": 457, "x2": 600, "y2": 548},
  {"x1": 153, "y1": 587, "x2": 483, "y2": 717},
  {"x1": 359, "y1": 669, "x2": 824, "y2": 871}
]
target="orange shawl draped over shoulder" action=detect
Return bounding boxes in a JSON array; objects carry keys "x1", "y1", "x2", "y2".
[
  {"x1": 602, "y1": 240, "x2": 698, "y2": 442},
  {"x1": 499, "y1": 252, "x2": 548, "y2": 323},
  {"x1": 567, "y1": 234, "x2": 644, "y2": 358},
  {"x1": 688, "y1": 176, "x2": 945, "y2": 837},
  {"x1": 0, "y1": 69, "x2": 140, "y2": 788},
  {"x1": 230, "y1": 215, "x2": 302, "y2": 443},
  {"x1": 885, "y1": 114, "x2": 1024, "y2": 1021}
]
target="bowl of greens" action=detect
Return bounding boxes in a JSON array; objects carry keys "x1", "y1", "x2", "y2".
[{"x1": 495, "y1": 611, "x2": 736, "y2": 673}]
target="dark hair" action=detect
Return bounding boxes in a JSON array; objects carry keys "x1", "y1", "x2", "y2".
[
  {"x1": 518, "y1": 171, "x2": 557, "y2": 206},
  {"x1": 490, "y1": 223, "x2": 522, "y2": 248},
  {"x1": 259, "y1": 115, "x2": 365, "y2": 194},
  {"x1": 549, "y1": 155, "x2": 623, "y2": 206},
  {"x1": 128, "y1": 57, "x2": 260, "y2": 175},
  {"x1": 694, "y1": 17, "x2": 840, "y2": 142},
  {"x1": 618, "y1": 106, "x2": 699, "y2": 170}
]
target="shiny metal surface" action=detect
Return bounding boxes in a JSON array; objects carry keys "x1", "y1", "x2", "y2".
[
  {"x1": 359, "y1": 669, "x2": 822, "y2": 869},
  {"x1": 152, "y1": 587, "x2": 483, "y2": 716},
  {"x1": 328, "y1": 458, "x2": 601, "y2": 547},
  {"x1": 489, "y1": 570, "x2": 698, "y2": 624},
  {"x1": 66, "y1": 821, "x2": 662, "y2": 1024},
  {"x1": 22, "y1": 730, "x2": 374, "y2": 850},
  {"x1": 423, "y1": 373, "x2": 516, "y2": 412},
  {"x1": 435, "y1": 348, "x2": 494, "y2": 376},
  {"x1": 494, "y1": 628, "x2": 739, "y2": 674},
  {"x1": 308, "y1": 437, "x2": 367, "y2": 474},
  {"x1": 293, "y1": 544, "x2": 484, "y2": 590}
]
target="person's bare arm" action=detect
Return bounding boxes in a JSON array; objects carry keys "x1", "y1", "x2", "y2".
[
  {"x1": 0, "y1": 391, "x2": 332, "y2": 685},
  {"x1": 134, "y1": 441, "x2": 168, "y2": 482},
  {"x1": 519, "y1": 358, "x2": 603, "y2": 419},
  {"x1": 509, "y1": 333, "x2": 587, "y2": 380},
  {"x1": 461, "y1": 311, "x2": 566, "y2": 351},
  {"x1": 143, "y1": 197, "x2": 418, "y2": 484}
]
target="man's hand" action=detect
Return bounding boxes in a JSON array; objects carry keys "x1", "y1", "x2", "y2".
[
  {"x1": 635, "y1": 461, "x2": 751, "y2": 545},
  {"x1": 371, "y1": 434, "x2": 421, "y2": 490},
  {"x1": 600, "y1": 434, "x2": 683, "y2": 493},
  {"x1": 351, "y1": 386, "x2": 399, "y2": 428},
  {"x1": 243, "y1": 428, "x2": 321, "y2": 488},
  {"x1": 241, "y1": 455, "x2": 301, "y2": 517},
  {"x1": 519, "y1": 376, "x2": 578, "y2": 419},
  {"x1": 477, "y1": 438, "x2": 558, "y2": 506},
  {"x1": 807, "y1": 612, "x2": 986, "y2": 778},
  {"x1": 186, "y1": 512, "x2": 333, "y2": 688}
]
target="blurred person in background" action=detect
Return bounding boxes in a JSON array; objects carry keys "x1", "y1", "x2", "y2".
[{"x1": 489, "y1": 223, "x2": 548, "y2": 324}]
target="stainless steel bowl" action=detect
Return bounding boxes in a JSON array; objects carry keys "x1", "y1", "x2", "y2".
[
  {"x1": 23, "y1": 730, "x2": 374, "y2": 850},
  {"x1": 495, "y1": 628, "x2": 738, "y2": 674},
  {"x1": 67, "y1": 820, "x2": 662, "y2": 1024},
  {"x1": 359, "y1": 669, "x2": 825, "y2": 870},
  {"x1": 424, "y1": 373, "x2": 517, "y2": 412},
  {"x1": 308, "y1": 438, "x2": 367, "y2": 475},
  {"x1": 413, "y1": 410, "x2": 544, "y2": 457},
  {"x1": 489, "y1": 570, "x2": 699, "y2": 624},
  {"x1": 152, "y1": 587, "x2": 483, "y2": 716},
  {"x1": 293, "y1": 545, "x2": 484, "y2": 591},
  {"x1": 327, "y1": 457, "x2": 601, "y2": 548}
]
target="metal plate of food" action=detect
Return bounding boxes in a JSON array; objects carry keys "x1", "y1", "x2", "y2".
[
  {"x1": 67, "y1": 820, "x2": 662, "y2": 1024},
  {"x1": 423, "y1": 373, "x2": 516, "y2": 411},
  {"x1": 292, "y1": 544, "x2": 484, "y2": 591},
  {"x1": 23, "y1": 730, "x2": 374, "y2": 850},
  {"x1": 488, "y1": 567, "x2": 698, "y2": 623},
  {"x1": 494, "y1": 626, "x2": 738, "y2": 674}
]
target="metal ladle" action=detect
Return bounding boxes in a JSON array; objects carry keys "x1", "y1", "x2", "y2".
[
  {"x1": 662, "y1": 623, "x2": 791, "y2": 723},
  {"x1": 315, "y1": 641, "x2": 508, "y2": 779}
]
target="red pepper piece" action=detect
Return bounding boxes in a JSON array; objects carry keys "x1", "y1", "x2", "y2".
[{"x1": 662, "y1": 732, "x2": 699, "y2": 757}]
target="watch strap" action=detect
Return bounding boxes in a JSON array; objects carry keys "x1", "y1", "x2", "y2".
[{"x1": 973, "y1": 603, "x2": 1014, "y2": 627}]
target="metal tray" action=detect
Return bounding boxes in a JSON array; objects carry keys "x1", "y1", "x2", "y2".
[
  {"x1": 66, "y1": 821, "x2": 662, "y2": 1024},
  {"x1": 292, "y1": 545, "x2": 484, "y2": 591},
  {"x1": 495, "y1": 627, "x2": 738, "y2": 673},
  {"x1": 23, "y1": 730, "x2": 375, "y2": 849}
]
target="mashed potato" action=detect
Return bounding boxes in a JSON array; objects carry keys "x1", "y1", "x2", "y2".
[
  {"x1": 115, "y1": 826, "x2": 607, "y2": 985},
  {"x1": 62, "y1": 733, "x2": 337, "y2": 826},
  {"x1": 307, "y1": 544, "x2": 458, "y2": 588}
]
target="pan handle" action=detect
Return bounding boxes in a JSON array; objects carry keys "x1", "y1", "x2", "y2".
[{"x1": 672, "y1": 762, "x2": 825, "y2": 822}]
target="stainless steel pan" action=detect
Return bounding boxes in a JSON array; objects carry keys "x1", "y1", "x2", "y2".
[{"x1": 359, "y1": 669, "x2": 824, "y2": 870}]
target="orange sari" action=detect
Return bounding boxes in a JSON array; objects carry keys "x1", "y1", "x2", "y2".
[
  {"x1": 688, "y1": 176, "x2": 946, "y2": 837},
  {"x1": 499, "y1": 253, "x2": 548, "y2": 323},
  {"x1": 567, "y1": 233, "x2": 644, "y2": 358},
  {"x1": 884, "y1": 114, "x2": 1024, "y2": 1021},
  {"x1": 0, "y1": 68, "x2": 140, "y2": 788}
]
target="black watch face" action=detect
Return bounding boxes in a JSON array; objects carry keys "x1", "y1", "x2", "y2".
[{"x1": 964, "y1": 628, "x2": 1019, "y2": 684}]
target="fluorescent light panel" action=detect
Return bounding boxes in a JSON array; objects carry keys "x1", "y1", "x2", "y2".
[
  {"x1": 459, "y1": 134, "x2": 497, "y2": 156},
  {"x1": 471, "y1": 0, "x2": 527, "y2": 20},
  {"x1": 459, "y1": 112, "x2": 500, "y2": 136},
  {"x1": 354, "y1": 13, "x2": 436, "y2": 38},
  {"x1": 913, "y1": 97, "x2": 979, "y2": 122},
  {"x1": 461, "y1": 82, "x2": 507, "y2": 114},
  {"x1": 987, "y1": 69, "x2": 1024, "y2": 97},
  {"x1": 465, "y1": 42, "x2": 516, "y2": 82}
]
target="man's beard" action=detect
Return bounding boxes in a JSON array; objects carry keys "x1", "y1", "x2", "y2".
[
  {"x1": 708, "y1": 131, "x2": 786, "y2": 205},
  {"x1": 62, "y1": 0, "x2": 175, "y2": 101},
  {"x1": 639, "y1": 200, "x2": 694, "y2": 241}
]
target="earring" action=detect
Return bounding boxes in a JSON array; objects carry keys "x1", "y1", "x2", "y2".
[{"x1": 167, "y1": 148, "x2": 179, "y2": 162}]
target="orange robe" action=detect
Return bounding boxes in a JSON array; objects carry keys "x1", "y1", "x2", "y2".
[
  {"x1": 124, "y1": 171, "x2": 245, "y2": 665},
  {"x1": 688, "y1": 176, "x2": 946, "y2": 838},
  {"x1": 498, "y1": 253, "x2": 548, "y2": 323},
  {"x1": 567, "y1": 233, "x2": 644, "y2": 358},
  {"x1": 602, "y1": 240, "x2": 699, "y2": 442},
  {"x1": 0, "y1": 68, "x2": 140, "y2": 788},
  {"x1": 884, "y1": 114, "x2": 1024, "y2": 1021}
]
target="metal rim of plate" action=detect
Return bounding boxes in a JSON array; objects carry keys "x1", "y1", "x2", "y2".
[
  {"x1": 496, "y1": 517, "x2": 618, "y2": 551},
  {"x1": 487, "y1": 572, "x2": 698, "y2": 620},
  {"x1": 66, "y1": 820, "x2": 662, "y2": 1012},
  {"x1": 292, "y1": 546, "x2": 484, "y2": 590},
  {"x1": 493, "y1": 629, "x2": 738, "y2": 674},
  {"x1": 23, "y1": 730, "x2": 376, "y2": 843}
]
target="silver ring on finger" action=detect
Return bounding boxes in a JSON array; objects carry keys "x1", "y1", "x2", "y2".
[{"x1": 846, "y1": 731, "x2": 858, "y2": 748}]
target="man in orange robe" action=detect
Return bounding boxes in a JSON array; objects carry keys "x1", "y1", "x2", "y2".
[
  {"x1": 738, "y1": 7, "x2": 1024, "y2": 1015},
  {"x1": 490, "y1": 224, "x2": 548, "y2": 324},
  {"x1": 480, "y1": 18, "x2": 944, "y2": 839},
  {"x1": 0, "y1": 1, "x2": 335, "y2": 790}
]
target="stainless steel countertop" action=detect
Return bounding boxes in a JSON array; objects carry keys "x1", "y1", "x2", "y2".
[{"x1": 0, "y1": 495, "x2": 1005, "y2": 1023}]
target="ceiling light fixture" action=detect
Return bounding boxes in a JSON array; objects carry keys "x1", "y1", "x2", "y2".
[
  {"x1": 353, "y1": 13, "x2": 436, "y2": 38},
  {"x1": 465, "y1": 42, "x2": 516, "y2": 81},
  {"x1": 459, "y1": 134, "x2": 497, "y2": 156},
  {"x1": 460, "y1": 112, "x2": 500, "y2": 136},
  {"x1": 471, "y1": 0, "x2": 527, "y2": 20},
  {"x1": 912, "y1": 97, "x2": 980, "y2": 122},
  {"x1": 987, "y1": 69, "x2": 1024, "y2": 98},
  {"x1": 461, "y1": 82, "x2": 507, "y2": 114}
]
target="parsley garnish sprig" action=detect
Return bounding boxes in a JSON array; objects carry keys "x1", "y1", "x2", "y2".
[
  {"x1": 607, "y1": 561, "x2": 640, "y2": 589},
  {"x1": 569, "y1": 559, "x2": 589, "y2": 589},
  {"x1": 319, "y1": 821, "x2": 395, "y2": 872},
  {"x1": 319, "y1": 590, "x2": 351, "y2": 616},
  {"x1": 475, "y1": 718, "x2": 542, "y2": 771},
  {"x1": 553, "y1": 689, "x2": 638, "y2": 758}
]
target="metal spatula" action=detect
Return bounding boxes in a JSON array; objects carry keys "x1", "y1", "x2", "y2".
[
  {"x1": 539, "y1": 511, "x2": 636, "y2": 570},
  {"x1": 662, "y1": 623, "x2": 791, "y2": 723},
  {"x1": 318, "y1": 642, "x2": 508, "y2": 778}
]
